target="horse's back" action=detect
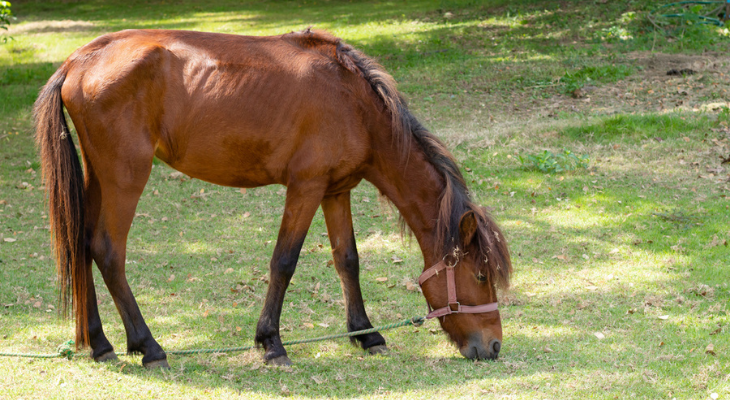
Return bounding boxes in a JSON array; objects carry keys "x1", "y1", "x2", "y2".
[{"x1": 60, "y1": 30, "x2": 377, "y2": 189}]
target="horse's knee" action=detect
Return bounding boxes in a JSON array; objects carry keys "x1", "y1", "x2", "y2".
[
  {"x1": 272, "y1": 252, "x2": 297, "y2": 278},
  {"x1": 334, "y1": 246, "x2": 359, "y2": 274}
]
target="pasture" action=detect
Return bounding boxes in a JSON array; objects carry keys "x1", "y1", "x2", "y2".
[{"x1": 1, "y1": 0, "x2": 729, "y2": 398}]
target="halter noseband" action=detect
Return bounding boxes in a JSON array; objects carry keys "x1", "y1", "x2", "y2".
[{"x1": 417, "y1": 259, "x2": 499, "y2": 319}]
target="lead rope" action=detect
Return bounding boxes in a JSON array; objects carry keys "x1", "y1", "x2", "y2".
[{"x1": 0, "y1": 316, "x2": 425, "y2": 360}]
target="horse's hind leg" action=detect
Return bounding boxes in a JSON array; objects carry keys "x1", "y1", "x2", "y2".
[
  {"x1": 85, "y1": 153, "x2": 168, "y2": 368},
  {"x1": 73, "y1": 166, "x2": 119, "y2": 362},
  {"x1": 321, "y1": 192, "x2": 387, "y2": 354}
]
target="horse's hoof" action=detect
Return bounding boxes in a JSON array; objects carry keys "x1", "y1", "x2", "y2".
[
  {"x1": 265, "y1": 355, "x2": 293, "y2": 367},
  {"x1": 367, "y1": 345, "x2": 389, "y2": 355},
  {"x1": 143, "y1": 359, "x2": 170, "y2": 369},
  {"x1": 94, "y1": 351, "x2": 118, "y2": 363}
]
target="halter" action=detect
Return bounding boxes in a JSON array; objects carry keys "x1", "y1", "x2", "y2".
[{"x1": 417, "y1": 259, "x2": 499, "y2": 319}]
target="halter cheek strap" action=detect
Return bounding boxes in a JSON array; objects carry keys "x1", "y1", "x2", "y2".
[{"x1": 417, "y1": 260, "x2": 499, "y2": 319}]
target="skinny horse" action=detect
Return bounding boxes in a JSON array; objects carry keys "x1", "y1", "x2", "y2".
[{"x1": 34, "y1": 29, "x2": 512, "y2": 368}]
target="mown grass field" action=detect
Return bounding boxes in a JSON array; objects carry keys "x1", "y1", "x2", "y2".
[{"x1": 1, "y1": 1, "x2": 729, "y2": 399}]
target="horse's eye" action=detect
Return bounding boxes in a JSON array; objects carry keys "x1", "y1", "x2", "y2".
[{"x1": 476, "y1": 274, "x2": 487, "y2": 283}]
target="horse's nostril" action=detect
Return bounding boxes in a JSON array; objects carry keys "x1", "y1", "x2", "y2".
[{"x1": 489, "y1": 339, "x2": 501, "y2": 356}]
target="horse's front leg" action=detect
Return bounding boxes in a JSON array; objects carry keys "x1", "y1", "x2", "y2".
[
  {"x1": 255, "y1": 180, "x2": 327, "y2": 366},
  {"x1": 321, "y1": 192, "x2": 387, "y2": 354}
]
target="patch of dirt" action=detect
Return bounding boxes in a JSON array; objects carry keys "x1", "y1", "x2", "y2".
[
  {"x1": 510, "y1": 52, "x2": 730, "y2": 120},
  {"x1": 8, "y1": 20, "x2": 97, "y2": 35}
]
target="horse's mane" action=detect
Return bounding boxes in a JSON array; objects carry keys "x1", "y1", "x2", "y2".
[{"x1": 284, "y1": 29, "x2": 511, "y2": 288}]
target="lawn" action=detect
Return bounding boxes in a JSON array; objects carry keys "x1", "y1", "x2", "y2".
[{"x1": 1, "y1": 1, "x2": 729, "y2": 399}]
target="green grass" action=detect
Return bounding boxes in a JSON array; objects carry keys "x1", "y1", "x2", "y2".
[
  {"x1": 560, "y1": 113, "x2": 717, "y2": 143},
  {"x1": 1, "y1": 1, "x2": 730, "y2": 399}
]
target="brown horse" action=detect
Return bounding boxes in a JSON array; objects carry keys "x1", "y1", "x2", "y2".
[{"x1": 34, "y1": 29, "x2": 511, "y2": 368}]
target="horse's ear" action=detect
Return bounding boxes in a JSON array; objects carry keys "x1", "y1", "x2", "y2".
[{"x1": 459, "y1": 210, "x2": 478, "y2": 246}]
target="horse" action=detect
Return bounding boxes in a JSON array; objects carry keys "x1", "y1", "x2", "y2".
[{"x1": 34, "y1": 28, "x2": 512, "y2": 368}]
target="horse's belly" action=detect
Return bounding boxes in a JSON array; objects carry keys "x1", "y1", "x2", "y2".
[{"x1": 154, "y1": 142, "x2": 281, "y2": 188}]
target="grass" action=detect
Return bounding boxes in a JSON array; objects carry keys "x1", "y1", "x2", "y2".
[{"x1": 1, "y1": 0, "x2": 730, "y2": 399}]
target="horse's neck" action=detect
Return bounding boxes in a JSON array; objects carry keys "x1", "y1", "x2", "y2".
[{"x1": 364, "y1": 140, "x2": 443, "y2": 266}]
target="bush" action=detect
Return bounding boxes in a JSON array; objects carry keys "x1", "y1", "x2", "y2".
[{"x1": 1, "y1": 1, "x2": 13, "y2": 43}]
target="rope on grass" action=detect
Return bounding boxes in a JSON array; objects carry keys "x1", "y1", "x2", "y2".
[
  {"x1": 0, "y1": 340, "x2": 76, "y2": 360},
  {"x1": 0, "y1": 316, "x2": 426, "y2": 360},
  {"x1": 650, "y1": 1, "x2": 729, "y2": 27}
]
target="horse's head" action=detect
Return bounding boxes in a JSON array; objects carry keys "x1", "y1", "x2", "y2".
[{"x1": 419, "y1": 208, "x2": 511, "y2": 360}]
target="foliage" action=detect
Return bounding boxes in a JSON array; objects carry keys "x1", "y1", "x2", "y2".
[
  {"x1": 0, "y1": 1, "x2": 12, "y2": 43},
  {"x1": 518, "y1": 149, "x2": 590, "y2": 173}
]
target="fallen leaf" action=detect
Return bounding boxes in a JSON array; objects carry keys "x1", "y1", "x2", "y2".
[
  {"x1": 594, "y1": 332, "x2": 605, "y2": 340},
  {"x1": 543, "y1": 346, "x2": 553, "y2": 353},
  {"x1": 202, "y1": 310, "x2": 209, "y2": 318},
  {"x1": 168, "y1": 274, "x2": 175, "y2": 282},
  {"x1": 311, "y1": 375, "x2": 325, "y2": 384},
  {"x1": 405, "y1": 281, "x2": 418, "y2": 291},
  {"x1": 242, "y1": 211, "x2": 251, "y2": 218},
  {"x1": 376, "y1": 277, "x2": 388, "y2": 282},
  {"x1": 609, "y1": 248, "x2": 620, "y2": 254},
  {"x1": 585, "y1": 286, "x2": 598, "y2": 291},
  {"x1": 33, "y1": 301, "x2": 42, "y2": 308},
  {"x1": 4, "y1": 237, "x2": 17, "y2": 242},
  {"x1": 391, "y1": 256, "x2": 403, "y2": 263},
  {"x1": 705, "y1": 343, "x2": 715, "y2": 356},
  {"x1": 224, "y1": 268, "x2": 234, "y2": 274},
  {"x1": 658, "y1": 315, "x2": 669, "y2": 320},
  {"x1": 317, "y1": 323, "x2": 329, "y2": 328},
  {"x1": 239, "y1": 188, "x2": 246, "y2": 194},
  {"x1": 303, "y1": 323, "x2": 314, "y2": 329}
]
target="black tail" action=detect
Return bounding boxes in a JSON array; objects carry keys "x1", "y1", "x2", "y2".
[{"x1": 34, "y1": 64, "x2": 89, "y2": 347}]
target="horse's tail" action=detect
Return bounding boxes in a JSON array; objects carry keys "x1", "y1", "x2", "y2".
[{"x1": 34, "y1": 64, "x2": 89, "y2": 347}]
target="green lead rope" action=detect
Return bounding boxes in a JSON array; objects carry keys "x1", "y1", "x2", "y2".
[{"x1": 0, "y1": 316, "x2": 426, "y2": 360}]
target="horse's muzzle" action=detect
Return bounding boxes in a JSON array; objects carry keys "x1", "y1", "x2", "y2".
[{"x1": 460, "y1": 338, "x2": 501, "y2": 360}]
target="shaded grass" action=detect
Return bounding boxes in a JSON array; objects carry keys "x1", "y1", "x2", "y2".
[{"x1": 1, "y1": 0, "x2": 730, "y2": 399}]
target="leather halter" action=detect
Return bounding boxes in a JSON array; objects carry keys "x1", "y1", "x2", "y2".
[{"x1": 417, "y1": 259, "x2": 499, "y2": 319}]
